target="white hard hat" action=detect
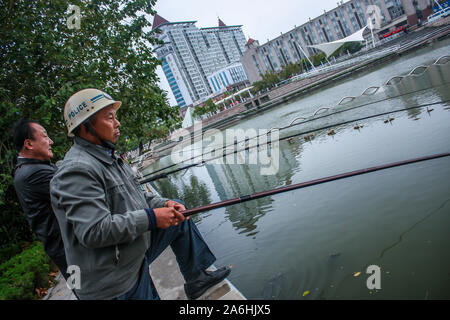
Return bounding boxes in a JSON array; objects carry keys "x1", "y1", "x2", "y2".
[{"x1": 64, "y1": 88, "x2": 122, "y2": 137}]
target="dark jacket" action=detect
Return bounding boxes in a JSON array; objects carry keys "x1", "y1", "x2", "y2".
[
  {"x1": 50, "y1": 137, "x2": 168, "y2": 300},
  {"x1": 13, "y1": 157, "x2": 65, "y2": 258}
]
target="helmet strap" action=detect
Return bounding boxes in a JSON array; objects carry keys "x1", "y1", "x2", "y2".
[{"x1": 84, "y1": 121, "x2": 116, "y2": 151}]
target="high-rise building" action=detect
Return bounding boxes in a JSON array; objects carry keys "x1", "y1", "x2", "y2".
[{"x1": 153, "y1": 15, "x2": 248, "y2": 108}]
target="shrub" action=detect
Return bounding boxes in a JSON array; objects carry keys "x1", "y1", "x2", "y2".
[
  {"x1": 0, "y1": 243, "x2": 22, "y2": 265},
  {"x1": 279, "y1": 62, "x2": 301, "y2": 80},
  {"x1": 0, "y1": 174, "x2": 34, "y2": 265},
  {"x1": 0, "y1": 242, "x2": 51, "y2": 300}
]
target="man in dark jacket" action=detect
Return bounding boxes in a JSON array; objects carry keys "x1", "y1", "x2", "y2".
[{"x1": 12, "y1": 119, "x2": 69, "y2": 280}]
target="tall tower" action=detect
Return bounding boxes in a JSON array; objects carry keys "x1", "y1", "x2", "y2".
[{"x1": 153, "y1": 14, "x2": 247, "y2": 107}]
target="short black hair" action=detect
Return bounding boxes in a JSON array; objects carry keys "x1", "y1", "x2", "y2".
[{"x1": 12, "y1": 119, "x2": 40, "y2": 152}]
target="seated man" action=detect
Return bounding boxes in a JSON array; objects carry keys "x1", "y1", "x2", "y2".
[
  {"x1": 50, "y1": 88, "x2": 230, "y2": 300},
  {"x1": 12, "y1": 119, "x2": 69, "y2": 280}
]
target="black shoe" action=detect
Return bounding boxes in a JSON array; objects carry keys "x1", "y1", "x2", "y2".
[{"x1": 184, "y1": 266, "x2": 232, "y2": 300}]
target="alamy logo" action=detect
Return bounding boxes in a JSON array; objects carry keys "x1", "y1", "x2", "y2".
[
  {"x1": 366, "y1": 265, "x2": 381, "y2": 290},
  {"x1": 66, "y1": 265, "x2": 81, "y2": 290},
  {"x1": 66, "y1": 5, "x2": 81, "y2": 30},
  {"x1": 366, "y1": 5, "x2": 382, "y2": 30},
  {"x1": 170, "y1": 122, "x2": 280, "y2": 176}
]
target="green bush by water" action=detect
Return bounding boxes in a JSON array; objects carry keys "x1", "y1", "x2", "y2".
[{"x1": 0, "y1": 242, "x2": 51, "y2": 300}]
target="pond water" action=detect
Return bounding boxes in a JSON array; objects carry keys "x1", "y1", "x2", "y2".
[{"x1": 143, "y1": 39, "x2": 450, "y2": 299}]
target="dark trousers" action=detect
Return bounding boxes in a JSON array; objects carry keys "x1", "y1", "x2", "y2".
[{"x1": 117, "y1": 200, "x2": 216, "y2": 300}]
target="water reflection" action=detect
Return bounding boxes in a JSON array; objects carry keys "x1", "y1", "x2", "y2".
[
  {"x1": 142, "y1": 43, "x2": 450, "y2": 299},
  {"x1": 204, "y1": 143, "x2": 301, "y2": 235},
  {"x1": 149, "y1": 61, "x2": 450, "y2": 238},
  {"x1": 152, "y1": 174, "x2": 211, "y2": 216},
  {"x1": 384, "y1": 62, "x2": 450, "y2": 120}
]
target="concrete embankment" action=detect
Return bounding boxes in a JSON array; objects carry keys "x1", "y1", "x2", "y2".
[{"x1": 42, "y1": 247, "x2": 245, "y2": 300}]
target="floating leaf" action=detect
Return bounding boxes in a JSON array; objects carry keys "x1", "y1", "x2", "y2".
[
  {"x1": 302, "y1": 291, "x2": 310, "y2": 297},
  {"x1": 353, "y1": 272, "x2": 362, "y2": 277}
]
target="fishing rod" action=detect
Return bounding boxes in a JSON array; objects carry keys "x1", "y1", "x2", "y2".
[
  {"x1": 141, "y1": 78, "x2": 450, "y2": 179},
  {"x1": 180, "y1": 152, "x2": 450, "y2": 217},
  {"x1": 139, "y1": 99, "x2": 450, "y2": 184}
]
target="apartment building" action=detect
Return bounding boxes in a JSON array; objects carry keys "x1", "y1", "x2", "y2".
[
  {"x1": 153, "y1": 15, "x2": 247, "y2": 108},
  {"x1": 241, "y1": 0, "x2": 433, "y2": 84}
]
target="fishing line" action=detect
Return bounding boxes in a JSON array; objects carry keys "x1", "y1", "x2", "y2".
[
  {"x1": 141, "y1": 56, "x2": 449, "y2": 177},
  {"x1": 178, "y1": 152, "x2": 450, "y2": 217},
  {"x1": 142, "y1": 75, "x2": 450, "y2": 179},
  {"x1": 326, "y1": 197, "x2": 450, "y2": 299},
  {"x1": 139, "y1": 98, "x2": 450, "y2": 184}
]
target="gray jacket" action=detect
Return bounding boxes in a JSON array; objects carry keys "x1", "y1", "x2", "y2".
[{"x1": 50, "y1": 137, "x2": 168, "y2": 300}]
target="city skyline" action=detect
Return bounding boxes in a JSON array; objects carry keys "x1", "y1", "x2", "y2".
[{"x1": 154, "y1": 0, "x2": 346, "y2": 105}]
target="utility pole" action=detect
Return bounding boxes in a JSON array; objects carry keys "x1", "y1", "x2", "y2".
[{"x1": 296, "y1": 42, "x2": 316, "y2": 71}]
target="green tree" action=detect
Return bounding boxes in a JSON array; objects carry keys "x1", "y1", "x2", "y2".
[
  {"x1": 261, "y1": 70, "x2": 280, "y2": 88},
  {"x1": 191, "y1": 99, "x2": 220, "y2": 119},
  {"x1": 192, "y1": 105, "x2": 207, "y2": 120},
  {"x1": 0, "y1": 0, "x2": 180, "y2": 260},
  {"x1": 204, "y1": 98, "x2": 219, "y2": 115},
  {"x1": 250, "y1": 70, "x2": 280, "y2": 94},
  {"x1": 298, "y1": 57, "x2": 312, "y2": 72},
  {"x1": 279, "y1": 62, "x2": 301, "y2": 80},
  {"x1": 310, "y1": 52, "x2": 327, "y2": 66}
]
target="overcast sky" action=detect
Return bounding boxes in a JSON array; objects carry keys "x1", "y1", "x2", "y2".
[{"x1": 153, "y1": 0, "x2": 347, "y2": 105}]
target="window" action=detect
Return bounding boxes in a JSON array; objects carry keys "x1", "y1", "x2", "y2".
[
  {"x1": 288, "y1": 40, "x2": 299, "y2": 60},
  {"x1": 252, "y1": 55, "x2": 261, "y2": 73}
]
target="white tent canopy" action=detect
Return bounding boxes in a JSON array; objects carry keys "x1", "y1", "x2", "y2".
[
  {"x1": 181, "y1": 106, "x2": 198, "y2": 128},
  {"x1": 308, "y1": 25, "x2": 369, "y2": 57}
]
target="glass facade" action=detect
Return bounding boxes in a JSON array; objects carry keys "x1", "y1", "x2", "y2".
[
  {"x1": 208, "y1": 63, "x2": 249, "y2": 94},
  {"x1": 156, "y1": 21, "x2": 247, "y2": 104},
  {"x1": 162, "y1": 58, "x2": 186, "y2": 107}
]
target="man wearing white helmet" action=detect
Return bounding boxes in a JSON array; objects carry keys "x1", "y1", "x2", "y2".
[{"x1": 50, "y1": 88, "x2": 231, "y2": 300}]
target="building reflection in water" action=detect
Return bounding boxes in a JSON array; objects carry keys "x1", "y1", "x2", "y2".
[
  {"x1": 152, "y1": 175, "x2": 211, "y2": 211},
  {"x1": 384, "y1": 61, "x2": 450, "y2": 119},
  {"x1": 153, "y1": 138, "x2": 303, "y2": 236},
  {"x1": 150, "y1": 60, "x2": 449, "y2": 238}
]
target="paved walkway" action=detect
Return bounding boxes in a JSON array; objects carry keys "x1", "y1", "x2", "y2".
[
  {"x1": 42, "y1": 247, "x2": 245, "y2": 300},
  {"x1": 42, "y1": 273, "x2": 77, "y2": 300}
]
